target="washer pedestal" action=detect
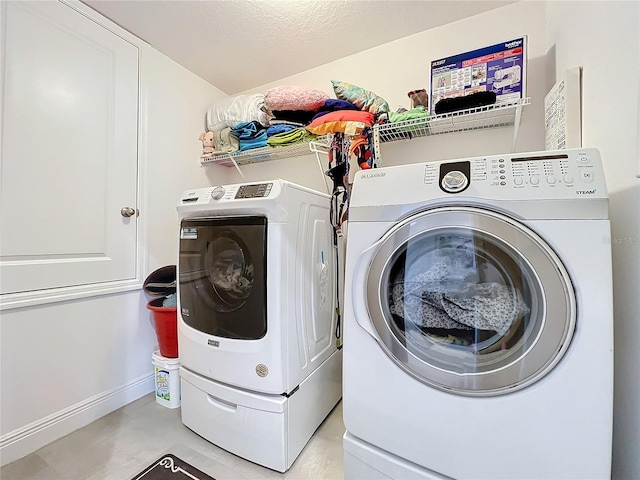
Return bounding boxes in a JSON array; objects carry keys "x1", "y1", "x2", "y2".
[{"x1": 181, "y1": 349, "x2": 342, "y2": 472}]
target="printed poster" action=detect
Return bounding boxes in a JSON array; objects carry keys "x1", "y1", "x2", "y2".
[
  {"x1": 545, "y1": 66, "x2": 582, "y2": 150},
  {"x1": 430, "y1": 37, "x2": 527, "y2": 114}
]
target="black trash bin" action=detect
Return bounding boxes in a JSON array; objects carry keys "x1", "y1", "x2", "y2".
[{"x1": 143, "y1": 265, "x2": 176, "y2": 297}]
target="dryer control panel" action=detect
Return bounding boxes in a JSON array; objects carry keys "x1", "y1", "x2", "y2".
[{"x1": 421, "y1": 148, "x2": 606, "y2": 199}]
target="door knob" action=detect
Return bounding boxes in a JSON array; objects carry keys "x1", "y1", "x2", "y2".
[{"x1": 121, "y1": 207, "x2": 138, "y2": 218}]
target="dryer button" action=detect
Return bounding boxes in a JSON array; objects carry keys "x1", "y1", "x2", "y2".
[
  {"x1": 441, "y1": 171, "x2": 469, "y2": 193},
  {"x1": 580, "y1": 170, "x2": 594, "y2": 182}
]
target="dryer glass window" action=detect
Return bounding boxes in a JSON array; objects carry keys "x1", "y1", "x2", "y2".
[
  {"x1": 364, "y1": 207, "x2": 575, "y2": 395},
  {"x1": 385, "y1": 228, "x2": 537, "y2": 371},
  {"x1": 179, "y1": 216, "x2": 267, "y2": 340}
]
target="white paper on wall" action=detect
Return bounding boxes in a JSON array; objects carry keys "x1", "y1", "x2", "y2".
[{"x1": 545, "y1": 66, "x2": 582, "y2": 150}]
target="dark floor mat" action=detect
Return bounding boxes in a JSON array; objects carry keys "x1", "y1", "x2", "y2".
[{"x1": 131, "y1": 454, "x2": 215, "y2": 480}]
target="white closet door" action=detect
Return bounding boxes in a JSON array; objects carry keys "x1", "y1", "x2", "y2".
[{"x1": 0, "y1": 1, "x2": 139, "y2": 295}]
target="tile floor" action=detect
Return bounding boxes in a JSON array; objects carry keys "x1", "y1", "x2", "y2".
[{"x1": 1, "y1": 393, "x2": 345, "y2": 480}]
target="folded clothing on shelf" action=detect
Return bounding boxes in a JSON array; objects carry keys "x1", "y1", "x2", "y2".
[
  {"x1": 207, "y1": 94, "x2": 271, "y2": 131},
  {"x1": 264, "y1": 85, "x2": 329, "y2": 112},
  {"x1": 312, "y1": 99, "x2": 359, "y2": 121},
  {"x1": 388, "y1": 105, "x2": 429, "y2": 123},
  {"x1": 266, "y1": 124, "x2": 298, "y2": 136},
  {"x1": 231, "y1": 121, "x2": 268, "y2": 151},
  {"x1": 306, "y1": 110, "x2": 374, "y2": 136},
  {"x1": 266, "y1": 127, "x2": 317, "y2": 147}
]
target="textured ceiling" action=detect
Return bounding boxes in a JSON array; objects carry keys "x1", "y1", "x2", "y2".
[{"x1": 83, "y1": 0, "x2": 517, "y2": 95}]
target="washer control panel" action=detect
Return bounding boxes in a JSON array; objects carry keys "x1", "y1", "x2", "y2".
[
  {"x1": 178, "y1": 180, "x2": 279, "y2": 206},
  {"x1": 235, "y1": 182, "x2": 273, "y2": 199},
  {"x1": 424, "y1": 150, "x2": 604, "y2": 196}
]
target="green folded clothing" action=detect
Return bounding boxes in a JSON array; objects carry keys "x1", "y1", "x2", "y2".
[
  {"x1": 388, "y1": 106, "x2": 430, "y2": 123},
  {"x1": 267, "y1": 127, "x2": 317, "y2": 147}
]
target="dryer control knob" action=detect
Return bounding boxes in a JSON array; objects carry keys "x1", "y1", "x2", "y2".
[
  {"x1": 211, "y1": 186, "x2": 225, "y2": 200},
  {"x1": 441, "y1": 170, "x2": 469, "y2": 193}
]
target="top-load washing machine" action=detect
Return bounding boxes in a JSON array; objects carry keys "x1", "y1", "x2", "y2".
[
  {"x1": 342, "y1": 148, "x2": 614, "y2": 479},
  {"x1": 176, "y1": 179, "x2": 342, "y2": 472}
]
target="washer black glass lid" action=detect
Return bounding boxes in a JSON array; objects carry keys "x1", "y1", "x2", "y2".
[{"x1": 179, "y1": 216, "x2": 268, "y2": 340}]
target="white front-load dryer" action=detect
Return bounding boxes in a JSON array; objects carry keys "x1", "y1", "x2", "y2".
[
  {"x1": 176, "y1": 179, "x2": 342, "y2": 472},
  {"x1": 342, "y1": 148, "x2": 613, "y2": 479}
]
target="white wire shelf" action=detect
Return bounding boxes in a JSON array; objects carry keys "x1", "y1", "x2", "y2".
[
  {"x1": 202, "y1": 98, "x2": 529, "y2": 170},
  {"x1": 376, "y1": 97, "x2": 530, "y2": 143},
  {"x1": 200, "y1": 136, "x2": 327, "y2": 168}
]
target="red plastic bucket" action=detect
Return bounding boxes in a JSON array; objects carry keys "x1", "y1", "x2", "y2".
[{"x1": 147, "y1": 297, "x2": 178, "y2": 358}]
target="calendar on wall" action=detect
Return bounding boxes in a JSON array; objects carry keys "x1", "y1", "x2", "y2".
[{"x1": 545, "y1": 66, "x2": 582, "y2": 150}]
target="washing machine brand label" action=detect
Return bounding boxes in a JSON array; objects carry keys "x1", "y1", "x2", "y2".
[
  {"x1": 181, "y1": 227, "x2": 197, "y2": 239},
  {"x1": 181, "y1": 307, "x2": 190, "y2": 317},
  {"x1": 361, "y1": 172, "x2": 386, "y2": 179},
  {"x1": 208, "y1": 339, "x2": 220, "y2": 347},
  {"x1": 576, "y1": 189, "x2": 597, "y2": 195}
]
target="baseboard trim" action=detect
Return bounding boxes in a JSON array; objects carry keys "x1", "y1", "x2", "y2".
[{"x1": 0, "y1": 371, "x2": 154, "y2": 467}]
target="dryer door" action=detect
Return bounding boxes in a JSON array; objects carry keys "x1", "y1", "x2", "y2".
[
  {"x1": 364, "y1": 206, "x2": 575, "y2": 396},
  {"x1": 179, "y1": 216, "x2": 267, "y2": 340}
]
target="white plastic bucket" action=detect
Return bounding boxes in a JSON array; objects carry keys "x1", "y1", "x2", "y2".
[{"x1": 152, "y1": 351, "x2": 181, "y2": 409}]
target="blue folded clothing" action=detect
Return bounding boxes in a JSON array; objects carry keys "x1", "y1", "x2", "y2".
[
  {"x1": 267, "y1": 124, "x2": 298, "y2": 136},
  {"x1": 238, "y1": 132, "x2": 268, "y2": 151},
  {"x1": 312, "y1": 99, "x2": 360, "y2": 121},
  {"x1": 231, "y1": 121, "x2": 266, "y2": 140},
  {"x1": 322, "y1": 99, "x2": 358, "y2": 111}
]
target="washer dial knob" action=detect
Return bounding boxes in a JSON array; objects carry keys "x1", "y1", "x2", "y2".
[
  {"x1": 211, "y1": 186, "x2": 226, "y2": 200},
  {"x1": 441, "y1": 170, "x2": 469, "y2": 193}
]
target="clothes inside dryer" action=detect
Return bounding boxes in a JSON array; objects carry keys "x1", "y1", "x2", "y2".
[
  {"x1": 179, "y1": 216, "x2": 267, "y2": 340},
  {"x1": 385, "y1": 227, "x2": 537, "y2": 364}
]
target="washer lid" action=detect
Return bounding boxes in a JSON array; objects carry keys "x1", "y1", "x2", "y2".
[{"x1": 362, "y1": 206, "x2": 575, "y2": 396}]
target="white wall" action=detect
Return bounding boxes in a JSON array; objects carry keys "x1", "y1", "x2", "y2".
[
  {"x1": 141, "y1": 46, "x2": 231, "y2": 272},
  {"x1": 546, "y1": 2, "x2": 640, "y2": 479},
  {"x1": 0, "y1": 3, "x2": 229, "y2": 465},
  {"x1": 229, "y1": 1, "x2": 548, "y2": 190}
]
